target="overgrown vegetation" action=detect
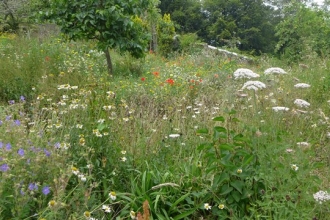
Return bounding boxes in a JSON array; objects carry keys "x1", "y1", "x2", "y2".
[
  {"x1": 0, "y1": 34, "x2": 330, "y2": 219},
  {"x1": 1, "y1": 0, "x2": 330, "y2": 219}
]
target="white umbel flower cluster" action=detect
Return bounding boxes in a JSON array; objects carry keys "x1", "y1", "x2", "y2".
[
  {"x1": 313, "y1": 190, "x2": 330, "y2": 204},
  {"x1": 233, "y1": 68, "x2": 260, "y2": 79},
  {"x1": 294, "y1": 83, "x2": 311, "y2": 88},
  {"x1": 264, "y1": 67, "x2": 287, "y2": 75},
  {"x1": 294, "y1": 99, "x2": 310, "y2": 108},
  {"x1": 241, "y1": 80, "x2": 266, "y2": 91},
  {"x1": 272, "y1": 107, "x2": 290, "y2": 112}
]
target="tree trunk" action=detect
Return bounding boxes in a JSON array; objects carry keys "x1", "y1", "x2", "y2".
[{"x1": 104, "y1": 48, "x2": 113, "y2": 76}]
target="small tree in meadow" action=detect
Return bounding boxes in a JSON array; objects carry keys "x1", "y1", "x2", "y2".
[{"x1": 43, "y1": 0, "x2": 154, "y2": 75}]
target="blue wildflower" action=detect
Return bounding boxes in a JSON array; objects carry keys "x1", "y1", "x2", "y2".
[
  {"x1": 0, "y1": 163, "x2": 9, "y2": 172},
  {"x1": 5, "y1": 143, "x2": 12, "y2": 151},
  {"x1": 42, "y1": 186, "x2": 51, "y2": 195},
  {"x1": 8, "y1": 100, "x2": 15, "y2": 105},
  {"x1": 17, "y1": 148, "x2": 25, "y2": 157},
  {"x1": 44, "y1": 149, "x2": 51, "y2": 157},
  {"x1": 28, "y1": 183, "x2": 38, "y2": 191}
]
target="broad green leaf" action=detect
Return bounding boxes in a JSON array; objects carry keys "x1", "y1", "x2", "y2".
[
  {"x1": 231, "y1": 190, "x2": 241, "y2": 202},
  {"x1": 242, "y1": 154, "x2": 255, "y2": 166},
  {"x1": 213, "y1": 116, "x2": 225, "y2": 122},
  {"x1": 213, "y1": 172, "x2": 229, "y2": 188},
  {"x1": 220, "y1": 185, "x2": 233, "y2": 195},
  {"x1": 196, "y1": 128, "x2": 208, "y2": 134},
  {"x1": 219, "y1": 143, "x2": 233, "y2": 151},
  {"x1": 214, "y1": 126, "x2": 227, "y2": 133},
  {"x1": 230, "y1": 180, "x2": 244, "y2": 194}
]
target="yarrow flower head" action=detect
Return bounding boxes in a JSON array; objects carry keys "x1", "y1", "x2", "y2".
[
  {"x1": 237, "y1": 168, "x2": 243, "y2": 174},
  {"x1": 313, "y1": 190, "x2": 330, "y2": 204},
  {"x1": 204, "y1": 203, "x2": 212, "y2": 210},
  {"x1": 272, "y1": 107, "x2": 290, "y2": 112},
  {"x1": 294, "y1": 83, "x2": 311, "y2": 88},
  {"x1": 241, "y1": 81, "x2": 266, "y2": 91},
  {"x1": 233, "y1": 68, "x2": 260, "y2": 80},
  {"x1": 297, "y1": 142, "x2": 310, "y2": 147},
  {"x1": 169, "y1": 134, "x2": 181, "y2": 138},
  {"x1": 294, "y1": 99, "x2": 310, "y2": 108},
  {"x1": 264, "y1": 67, "x2": 287, "y2": 75}
]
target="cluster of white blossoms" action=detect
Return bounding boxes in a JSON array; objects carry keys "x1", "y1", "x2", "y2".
[
  {"x1": 233, "y1": 68, "x2": 260, "y2": 79},
  {"x1": 297, "y1": 142, "x2": 310, "y2": 147},
  {"x1": 264, "y1": 67, "x2": 287, "y2": 75},
  {"x1": 241, "y1": 81, "x2": 266, "y2": 91},
  {"x1": 272, "y1": 107, "x2": 290, "y2": 112},
  {"x1": 294, "y1": 83, "x2": 311, "y2": 88},
  {"x1": 313, "y1": 190, "x2": 330, "y2": 204},
  {"x1": 294, "y1": 99, "x2": 310, "y2": 108}
]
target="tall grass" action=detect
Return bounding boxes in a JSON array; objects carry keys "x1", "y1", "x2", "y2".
[{"x1": 0, "y1": 35, "x2": 329, "y2": 219}]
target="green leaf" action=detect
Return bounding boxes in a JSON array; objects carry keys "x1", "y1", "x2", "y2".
[
  {"x1": 196, "y1": 128, "x2": 208, "y2": 134},
  {"x1": 214, "y1": 126, "x2": 227, "y2": 133},
  {"x1": 230, "y1": 180, "x2": 244, "y2": 194},
  {"x1": 213, "y1": 116, "x2": 225, "y2": 122},
  {"x1": 173, "y1": 208, "x2": 198, "y2": 220},
  {"x1": 242, "y1": 154, "x2": 255, "y2": 166},
  {"x1": 219, "y1": 143, "x2": 233, "y2": 151},
  {"x1": 97, "y1": 123, "x2": 106, "y2": 131},
  {"x1": 228, "y1": 109, "x2": 237, "y2": 115},
  {"x1": 231, "y1": 190, "x2": 241, "y2": 202},
  {"x1": 169, "y1": 192, "x2": 191, "y2": 213},
  {"x1": 213, "y1": 172, "x2": 229, "y2": 188},
  {"x1": 220, "y1": 185, "x2": 233, "y2": 195}
]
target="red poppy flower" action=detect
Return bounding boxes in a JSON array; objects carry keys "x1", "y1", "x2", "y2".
[
  {"x1": 166, "y1": 78, "x2": 174, "y2": 85},
  {"x1": 141, "y1": 77, "x2": 146, "y2": 81},
  {"x1": 152, "y1": 71, "x2": 159, "y2": 77}
]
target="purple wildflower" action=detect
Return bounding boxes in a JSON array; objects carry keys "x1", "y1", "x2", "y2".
[
  {"x1": 20, "y1": 96, "x2": 25, "y2": 102},
  {"x1": 0, "y1": 163, "x2": 9, "y2": 172},
  {"x1": 0, "y1": 142, "x2": 3, "y2": 148},
  {"x1": 42, "y1": 186, "x2": 50, "y2": 195},
  {"x1": 28, "y1": 183, "x2": 38, "y2": 191},
  {"x1": 44, "y1": 149, "x2": 51, "y2": 157},
  {"x1": 54, "y1": 142, "x2": 61, "y2": 149},
  {"x1": 8, "y1": 100, "x2": 15, "y2": 105},
  {"x1": 17, "y1": 148, "x2": 25, "y2": 157},
  {"x1": 5, "y1": 143, "x2": 12, "y2": 151},
  {"x1": 5, "y1": 115, "x2": 11, "y2": 121},
  {"x1": 0, "y1": 120, "x2": 2, "y2": 126},
  {"x1": 14, "y1": 120, "x2": 21, "y2": 126}
]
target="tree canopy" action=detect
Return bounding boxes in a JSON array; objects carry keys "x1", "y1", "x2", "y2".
[{"x1": 43, "y1": 0, "x2": 155, "y2": 75}]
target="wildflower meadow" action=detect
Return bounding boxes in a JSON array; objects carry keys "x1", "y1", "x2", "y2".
[{"x1": 0, "y1": 35, "x2": 330, "y2": 220}]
